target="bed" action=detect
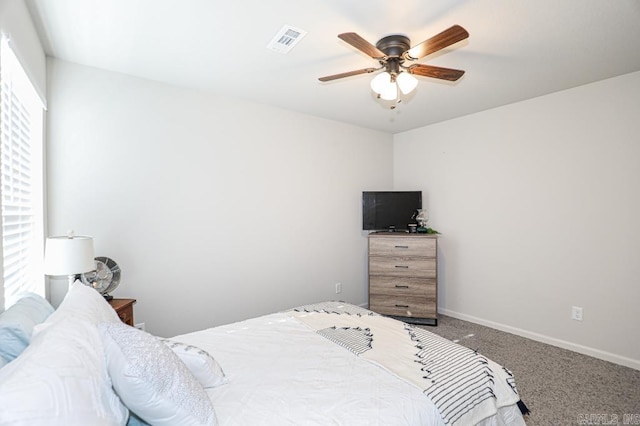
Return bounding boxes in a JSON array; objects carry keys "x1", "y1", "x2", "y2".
[{"x1": 0, "y1": 283, "x2": 528, "y2": 426}]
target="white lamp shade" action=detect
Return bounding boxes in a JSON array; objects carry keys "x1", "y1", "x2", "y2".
[
  {"x1": 44, "y1": 236, "x2": 95, "y2": 276},
  {"x1": 370, "y1": 72, "x2": 392, "y2": 95},
  {"x1": 379, "y1": 80, "x2": 398, "y2": 100},
  {"x1": 396, "y1": 72, "x2": 418, "y2": 95}
]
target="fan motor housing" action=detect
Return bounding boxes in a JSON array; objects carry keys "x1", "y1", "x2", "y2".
[{"x1": 376, "y1": 35, "x2": 411, "y2": 58}]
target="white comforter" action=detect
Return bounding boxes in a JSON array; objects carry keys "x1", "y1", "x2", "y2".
[{"x1": 173, "y1": 305, "x2": 526, "y2": 426}]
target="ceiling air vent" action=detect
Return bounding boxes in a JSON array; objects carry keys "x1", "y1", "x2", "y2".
[{"x1": 267, "y1": 25, "x2": 307, "y2": 54}]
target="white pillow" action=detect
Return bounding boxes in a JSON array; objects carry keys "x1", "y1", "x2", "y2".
[
  {"x1": 162, "y1": 339, "x2": 227, "y2": 388},
  {"x1": 0, "y1": 317, "x2": 128, "y2": 426},
  {"x1": 99, "y1": 322, "x2": 217, "y2": 426},
  {"x1": 36, "y1": 281, "x2": 120, "y2": 333}
]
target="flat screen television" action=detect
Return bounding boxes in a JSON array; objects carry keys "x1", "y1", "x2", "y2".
[{"x1": 362, "y1": 191, "x2": 422, "y2": 231}]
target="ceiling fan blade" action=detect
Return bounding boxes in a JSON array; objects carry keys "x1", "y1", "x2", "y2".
[
  {"x1": 408, "y1": 64, "x2": 465, "y2": 81},
  {"x1": 318, "y1": 68, "x2": 378, "y2": 82},
  {"x1": 338, "y1": 33, "x2": 386, "y2": 59},
  {"x1": 404, "y1": 25, "x2": 469, "y2": 60}
]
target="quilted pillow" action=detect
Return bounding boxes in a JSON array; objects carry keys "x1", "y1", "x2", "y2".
[
  {"x1": 0, "y1": 293, "x2": 54, "y2": 361},
  {"x1": 162, "y1": 339, "x2": 227, "y2": 388},
  {"x1": 0, "y1": 317, "x2": 128, "y2": 425},
  {"x1": 99, "y1": 322, "x2": 217, "y2": 426}
]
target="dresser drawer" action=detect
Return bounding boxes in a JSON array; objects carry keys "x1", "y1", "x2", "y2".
[
  {"x1": 117, "y1": 305, "x2": 133, "y2": 326},
  {"x1": 369, "y1": 236, "x2": 436, "y2": 257},
  {"x1": 369, "y1": 257, "x2": 436, "y2": 277},
  {"x1": 369, "y1": 276, "x2": 436, "y2": 298},
  {"x1": 369, "y1": 296, "x2": 436, "y2": 318},
  {"x1": 108, "y1": 299, "x2": 136, "y2": 326}
]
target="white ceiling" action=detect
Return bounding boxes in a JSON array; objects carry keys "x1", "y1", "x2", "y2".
[{"x1": 26, "y1": 0, "x2": 640, "y2": 134}]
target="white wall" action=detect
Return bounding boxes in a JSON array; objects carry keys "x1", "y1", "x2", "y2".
[
  {"x1": 46, "y1": 59, "x2": 393, "y2": 337},
  {"x1": 394, "y1": 71, "x2": 640, "y2": 369}
]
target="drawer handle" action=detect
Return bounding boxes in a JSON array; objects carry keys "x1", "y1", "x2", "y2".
[
  {"x1": 395, "y1": 285, "x2": 409, "y2": 289},
  {"x1": 395, "y1": 304, "x2": 409, "y2": 308},
  {"x1": 394, "y1": 245, "x2": 409, "y2": 249},
  {"x1": 395, "y1": 265, "x2": 409, "y2": 269}
]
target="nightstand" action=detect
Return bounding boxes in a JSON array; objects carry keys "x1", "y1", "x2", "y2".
[{"x1": 108, "y1": 298, "x2": 136, "y2": 326}]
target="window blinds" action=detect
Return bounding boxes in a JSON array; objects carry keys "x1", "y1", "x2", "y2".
[{"x1": 0, "y1": 38, "x2": 45, "y2": 305}]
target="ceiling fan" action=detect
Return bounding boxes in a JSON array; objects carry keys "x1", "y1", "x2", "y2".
[{"x1": 319, "y1": 25, "x2": 469, "y2": 107}]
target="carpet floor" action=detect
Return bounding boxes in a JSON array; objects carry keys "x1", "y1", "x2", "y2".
[{"x1": 421, "y1": 315, "x2": 640, "y2": 425}]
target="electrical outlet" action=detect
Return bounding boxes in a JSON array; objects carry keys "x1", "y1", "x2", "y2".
[
  {"x1": 571, "y1": 306, "x2": 583, "y2": 321},
  {"x1": 335, "y1": 282, "x2": 342, "y2": 294},
  {"x1": 134, "y1": 322, "x2": 146, "y2": 331}
]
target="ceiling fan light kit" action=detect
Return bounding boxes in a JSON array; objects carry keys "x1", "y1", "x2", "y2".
[
  {"x1": 370, "y1": 71, "x2": 418, "y2": 99},
  {"x1": 320, "y1": 25, "x2": 469, "y2": 108}
]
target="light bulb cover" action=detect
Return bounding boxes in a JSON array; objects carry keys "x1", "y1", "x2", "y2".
[
  {"x1": 396, "y1": 72, "x2": 418, "y2": 95},
  {"x1": 370, "y1": 72, "x2": 392, "y2": 94},
  {"x1": 379, "y1": 81, "x2": 398, "y2": 100}
]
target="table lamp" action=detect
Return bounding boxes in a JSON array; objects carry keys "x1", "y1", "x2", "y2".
[{"x1": 44, "y1": 232, "x2": 95, "y2": 289}]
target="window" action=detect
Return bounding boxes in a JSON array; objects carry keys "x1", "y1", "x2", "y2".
[{"x1": 0, "y1": 37, "x2": 45, "y2": 307}]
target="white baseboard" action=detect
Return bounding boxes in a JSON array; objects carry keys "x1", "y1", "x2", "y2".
[{"x1": 438, "y1": 308, "x2": 640, "y2": 371}]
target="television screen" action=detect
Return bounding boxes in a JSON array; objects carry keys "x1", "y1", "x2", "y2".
[{"x1": 362, "y1": 191, "x2": 422, "y2": 231}]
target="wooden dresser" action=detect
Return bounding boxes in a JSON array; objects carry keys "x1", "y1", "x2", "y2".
[{"x1": 368, "y1": 233, "x2": 438, "y2": 325}]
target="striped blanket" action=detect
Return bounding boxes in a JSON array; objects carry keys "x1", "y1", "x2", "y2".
[{"x1": 287, "y1": 302, "x2": 522, "y2": 426}]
